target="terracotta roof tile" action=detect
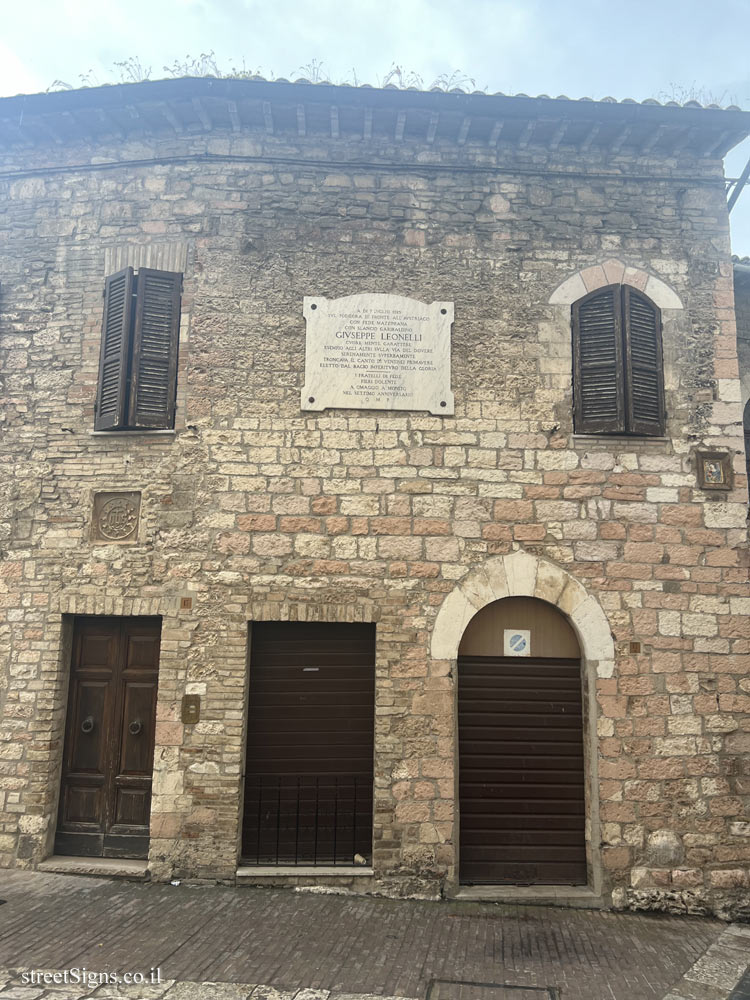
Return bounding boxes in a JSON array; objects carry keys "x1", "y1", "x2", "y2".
[{"x1": 219, "y1": 75, "x2": 743, "y2": 111}]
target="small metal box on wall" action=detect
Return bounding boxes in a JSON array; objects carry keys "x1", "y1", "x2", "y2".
[{"x1": 181, "y1": 694, "x2": 201, "y2": 725}]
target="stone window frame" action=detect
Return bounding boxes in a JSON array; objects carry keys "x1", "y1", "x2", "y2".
[{"x1": 548, "y1": 259, "x2": 684, "y2": 441}]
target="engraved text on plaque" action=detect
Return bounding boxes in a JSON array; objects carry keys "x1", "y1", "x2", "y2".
[{"x1": 301, "y1": 293, "x2": 454, "y2": 415}]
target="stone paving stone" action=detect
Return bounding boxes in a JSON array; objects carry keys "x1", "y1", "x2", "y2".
[
  {"x1": 661, "y1": 924, "x2": 750, "y2": 1000},
  {"x1": 248, "y1": 989, "x2": 297, "y2": 1000},
  {"x1": 26, "y1": 969, "x2": 100, "y2": 1000},
  {"x1": 426, "y1": 984, "x2": 555, "y2": 1000},
  {"x1": 663, "y1": 986, "x2": 729, "y2": 1000},
  {"x1": 727, "y1": 968, "x2": 750, "y2": 1000},
  {"x1": 693, "y1": 953, "x2": 749, "y2": 989},
  {"x1": 331, "y1": 995, "x2": 412, "y2": 1000},
  {"x1": 0, "y1": 968, "x2": 170, "y2": 999},
  {"x1": 90, "y1": 983, "x2": 175, "y2": 998},
  {"x1": 163, "y1": 984, "x2": 255, "y2": 1000}
]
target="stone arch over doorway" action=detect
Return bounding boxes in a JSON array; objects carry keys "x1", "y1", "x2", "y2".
[
  {"x1": 432, "y1": 551, "x2": 615, "y2": 673},
  {"x1": 431, "y1": 550, "x2": 614, "y2": 896}
]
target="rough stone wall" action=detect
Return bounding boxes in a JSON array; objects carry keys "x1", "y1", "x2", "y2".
[
  {"x1": 0, "y1": 121, "x2": 748, "y2": 915},
  {"x1": 735, "y1": 276, "x2": 750, "y2": 410}
]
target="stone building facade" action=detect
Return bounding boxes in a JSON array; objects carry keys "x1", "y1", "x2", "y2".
[
  {"x1": 735, "y1": 256, "x2": 750, "y2": 434},
  {"x1": 1, "y1": 78, "x2": 749, "y2": 918}
]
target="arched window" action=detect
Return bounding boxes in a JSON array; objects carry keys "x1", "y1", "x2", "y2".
[{"x1": 572, "y1": 284, "x2": 665, "y2": 436}]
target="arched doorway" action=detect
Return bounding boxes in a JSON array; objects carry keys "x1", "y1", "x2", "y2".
[{"x1": 458, "y1": 596, "x2": 586, "y2": 885}]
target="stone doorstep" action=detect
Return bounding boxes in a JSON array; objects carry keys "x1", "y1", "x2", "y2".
[
  {"x1": 451, "y1": 885, "x2": 607, "y2": 909},
  {"x1": 38, "y1": 857, "x2": 150, "y2": 880},
  {"x1": 236, "y1": 866, "x2": 374, "y2": 884}
]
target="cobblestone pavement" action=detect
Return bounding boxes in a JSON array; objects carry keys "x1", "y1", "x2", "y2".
[{"x1": 0, "y1": 871, "x2": 744, "y2": 1000}]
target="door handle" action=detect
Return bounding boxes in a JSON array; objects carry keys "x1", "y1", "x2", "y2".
[
  {"x1": 129, "y1": 719, "x2": 143, "y2": 736},
  {"x1": 81, "y1": 715, "x2": 95, "y2": 734}
]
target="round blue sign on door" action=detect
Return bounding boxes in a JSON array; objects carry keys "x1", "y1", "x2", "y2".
[{"x1": 504, "y1": 628, "x2": 531, "y2": 656}]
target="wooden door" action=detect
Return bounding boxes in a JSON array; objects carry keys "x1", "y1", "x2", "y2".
[
  {"x1": 242, "y1": 622, "x2": 375, "y2": 866},
  {"x1": 458, "y1": 655, "x2": 586, "y2": 885},
  {"x1": 56, "y1": 617, "x2": 161, "y2": 859}
]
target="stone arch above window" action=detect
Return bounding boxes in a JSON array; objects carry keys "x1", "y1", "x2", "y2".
[
  {"x1": 548, "y1": 259, "x2": 683, "y2": 310},
  {"x1": 431, "y1": 550, "x2": 615, "y2": 678}
]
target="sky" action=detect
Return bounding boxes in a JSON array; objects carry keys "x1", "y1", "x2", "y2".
[{"x1": 2, "y1": 0, "x2": 750, "y2": 252}]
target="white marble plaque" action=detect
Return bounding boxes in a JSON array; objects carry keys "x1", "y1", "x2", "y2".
[{"x1": 301, "y1": 293, "x2": 454, "y2": 415}]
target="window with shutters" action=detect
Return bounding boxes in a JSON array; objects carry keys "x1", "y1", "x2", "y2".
[
  {"x1": 95, "y1": 267, "x2": 182, "y2": 431},
  {"x1": 572, "y1": 284, "x2": 665, "y2": 436}
]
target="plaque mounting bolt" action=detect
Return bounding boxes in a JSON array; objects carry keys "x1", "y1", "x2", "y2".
[
  {"x1": 308, "y1": 396, "x2": 315, "y2": 403},
  {"x1": 440, "y1": 308, "x2": 447, "y2": 315}
]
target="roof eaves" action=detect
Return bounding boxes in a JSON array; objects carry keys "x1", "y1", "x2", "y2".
[
  {"x1": 2, "y1": 77, "x2": 749, "y2": 158},
  {"x1": 1, "y1": 76, "x2": 747, "y2": 128}
]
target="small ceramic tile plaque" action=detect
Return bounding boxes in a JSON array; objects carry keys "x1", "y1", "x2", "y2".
[
  {"x1": 695, "y1": 450, "x2": 733, "y2": 491},
  {"x1": 91, "y1": 491, "x2": 141, "y2": 543},
  {"x1": 301, "y1": 293, "x2": 454, "y2": 414}
]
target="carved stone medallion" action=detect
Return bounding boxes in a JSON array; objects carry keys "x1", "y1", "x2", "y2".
[{"x1": 91, "y1": 491, "x2": 141, "y2": 543}]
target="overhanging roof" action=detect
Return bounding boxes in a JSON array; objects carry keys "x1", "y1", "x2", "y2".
[
  {"x1": 1, "y1": 76, "x2": 749, "y2": 158},
  {"x1": 733, "y1": 256, "x2": 750, "y2": 285}
]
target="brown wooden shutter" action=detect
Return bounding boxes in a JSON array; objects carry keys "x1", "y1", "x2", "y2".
[
  {"x1": 573, "y1": 286, "x2": 624, "y2": 434},
  {"x1": 129, "y1": 269, "x2": 181, "y2": 429},
  {"x1": 95, "y1": 268, "x2": 134, "y2": 430},
  {"x1": 623, "y1": 286, "x2": 664, "y2": 436}
]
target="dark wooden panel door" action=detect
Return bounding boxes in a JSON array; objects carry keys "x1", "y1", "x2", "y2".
[
  {"x1": 458, "y1": 656, "x2": 586, "y2": 885},
  {"x1": 242, "y1": 622, "x2": 375, "y2": 866},
  {"x1": 56, "y1": 618, "x2": 161, "y2": 859}
]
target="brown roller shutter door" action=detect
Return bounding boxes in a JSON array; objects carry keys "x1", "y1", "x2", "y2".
[
  {"x1": 458, "y1": 655, "x2": 587, "y2": 885},
  {"x1": 242, "y1": 622, "x2": 375, "y2": 866}
]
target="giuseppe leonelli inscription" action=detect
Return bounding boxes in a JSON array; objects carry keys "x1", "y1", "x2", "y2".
[{"x1": 301, "y1": 293, "x2": 454, "y2": 414}]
